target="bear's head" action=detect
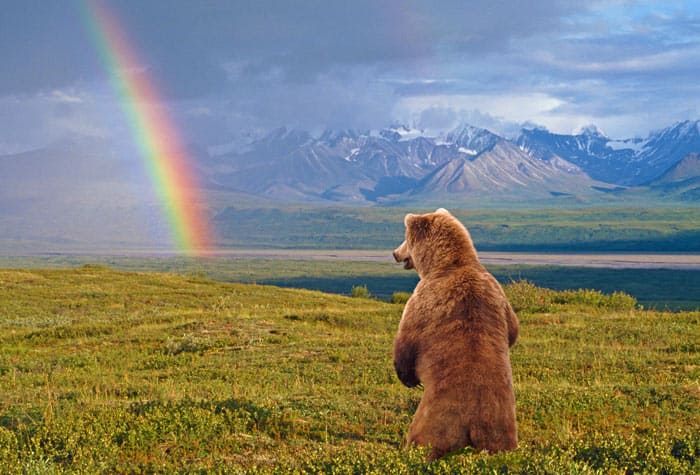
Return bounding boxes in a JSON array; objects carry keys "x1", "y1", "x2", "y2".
[{"x1": 393, "y1": 208, "x2": 478, "y2": 277}]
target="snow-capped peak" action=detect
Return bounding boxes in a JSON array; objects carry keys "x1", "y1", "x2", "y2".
[
  {"x1": 380, "y1": 125, "x2": 425, "y2": 142},
  {"x1": 674, "y1": 119, "x2": 700, "y2": 137},
  {"x1": 318, "y1": 128, "x2": 365, "y2": 146},
  {"x1": 446, "y1": 124, "x2": 500, "y2": 151},
  {"x1": 576, "y1": 124, "x2": 608, "y2": 138}
]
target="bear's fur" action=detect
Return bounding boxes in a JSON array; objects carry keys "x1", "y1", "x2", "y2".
[{"x1": 392, "y1": 208, "x2": 519, "y2": 461}]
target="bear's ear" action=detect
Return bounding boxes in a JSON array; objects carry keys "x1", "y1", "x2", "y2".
[
  {"x1": 435, "y1": 208, "x2": 450, "y2": 215},
  {"x1": 406, "y1": 214, "x2": 430, "y2": 241}
]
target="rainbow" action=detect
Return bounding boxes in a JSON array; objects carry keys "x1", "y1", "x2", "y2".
[{"x1": 81, "y1": 0, "x2": 214, "y2": 254}]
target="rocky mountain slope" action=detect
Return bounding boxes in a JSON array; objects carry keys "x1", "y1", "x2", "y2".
[
  {"x1": 206, "y1": 120, "x2": 700, "y2": 203},
  {"x1": 516, "y1": 120, "x2": 700, "y2": 186},
  {"x1": 647, "y1": 152, "x2": 700, "y2": 201}
]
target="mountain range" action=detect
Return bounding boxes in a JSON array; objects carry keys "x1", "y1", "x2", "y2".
[
  {"x1": 1, "y1": 119, "x2": 699, "y2": 250},
  {"x1": 204, "y1": 120, "x2": 700, "y2": 204}
]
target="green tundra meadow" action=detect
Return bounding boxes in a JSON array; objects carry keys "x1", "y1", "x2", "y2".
[{"x1": 0, "y1": 266, "x2": 698, "y2": 473}]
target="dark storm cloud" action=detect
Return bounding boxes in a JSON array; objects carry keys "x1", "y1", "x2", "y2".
[
  {"x1": 1, "y1": 0, "x2": 700, "y2": 149},
  {"x1": 0, "y1": 1, "x2": 97, "y2": 94},
  {"x1": 0, "y1": 0, "x2": 590, "y2": 96}
]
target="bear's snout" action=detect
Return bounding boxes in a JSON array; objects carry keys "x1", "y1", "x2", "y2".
[
  {"x1": 394, "y1": 251, "x2": 414, "y2": 269},
  {"x1": 393, "y1": 241, "x2": 414, "y2": 270}
]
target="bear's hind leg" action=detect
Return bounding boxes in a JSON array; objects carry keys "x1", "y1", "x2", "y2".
[
  {"x1": 408, "y1": 400, "x2": 468, "y2": 460},
  {"x1": 469, "y1": 424, "x2": 517, "y2": 453},
  {"x1": 409, "y1": 429, "x2": 456, "y2": 462}
]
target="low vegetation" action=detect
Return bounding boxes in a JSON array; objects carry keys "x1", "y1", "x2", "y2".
[
  {"x1": 390, "y1": 291, "x2": 412, "y2": 305},
  {"x1": 0, "y1": 266, "x2": 698, "y2": 473},
  {"x1": 350, "y1": 284, "x2": 372, "y2": 299},
  {"x1": 3, "y1": 255, "x2": 699, "y2": 310},
  {"x1": 214, "y1": 206, "x2": 700, "y2": 252}
]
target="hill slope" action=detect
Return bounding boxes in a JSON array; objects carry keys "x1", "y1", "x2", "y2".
[
  {"x1": 0, "y1": 267, "x2": 697, "y2": 473},
  {"x1": 414, "y1": 140, "x2": 601, "y2": 198},
  {"x1": 648, "y1": 152, "x2": 700, "y2": 200}
]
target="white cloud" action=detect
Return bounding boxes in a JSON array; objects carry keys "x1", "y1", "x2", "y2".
[
  {"x1": 393, "y1": 92, "x2": 583, "y2": 135},
  {"x1": 49, "y1": 89, "x2": 84, "y2": 103},
  {"x1": 0, "y1": 89, "x2": 120, "y2": 154},
  {"x1": 187, "y1": 106, "x2": 213, "y2": 117},
  {"x1": 533, "y1": 45, "x2": 700, "y2": 74},
  {"x1": 2, "y1": 0, "x2": 700, "y2": 146}
]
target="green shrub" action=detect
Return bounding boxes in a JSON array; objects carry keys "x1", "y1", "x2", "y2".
[
  {"x1": 164, "y1": 333, "x2": 214, "y2": 355},
  {"x1": 0, "y1": 427, "x2": 19, "y2": 471},
  {"x1": 390, "y1": 291, "x2": 411, "y2": 304},
  {"x1": 505, "y1": 280, "x2": 555, "y2": 313},
  {"x1": 552, "y1": 288, "x2": 638, "y2": 311},
  {"x1": 505, "y1": 280, "x2": 638, "y2": 313},
  {"x1": 350, "y1": 285, "x2": 371, "y2": 298}
]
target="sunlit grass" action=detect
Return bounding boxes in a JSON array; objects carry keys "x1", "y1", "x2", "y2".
[
  {"x1": 2, "y1": 255, "x2": 700, "y2": 310},
  {"x1": 0, "y1": 266, "x2": 698, "y2": 473}
]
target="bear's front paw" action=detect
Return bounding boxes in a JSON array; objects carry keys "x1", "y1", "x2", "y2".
[{"x1": 394, "y1": 360, "x2": 420, "y2": 388}]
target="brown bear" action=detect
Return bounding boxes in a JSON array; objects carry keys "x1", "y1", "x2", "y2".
[{"x1": 392, "y1": 208, "x2": 519, "y2": 461}]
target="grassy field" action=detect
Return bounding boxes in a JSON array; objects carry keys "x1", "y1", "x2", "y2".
[
  {"x1": 0, "y1": 267, "x2": 698, "y2": 473},
  {"x1": 2, "y1": 205, "x2": 699, "y2": 255},
  {"x1": 2, "y1": 255, "x2": 699, "y2": 310}
]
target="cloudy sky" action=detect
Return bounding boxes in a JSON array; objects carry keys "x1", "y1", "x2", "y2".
[{"x1": 2, "y1": 0, "x2": 700, "y2": 154}]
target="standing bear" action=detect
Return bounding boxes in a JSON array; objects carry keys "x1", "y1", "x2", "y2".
[{"x1": 392, "y1": 208, "x2": 519, "y2": 461}]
